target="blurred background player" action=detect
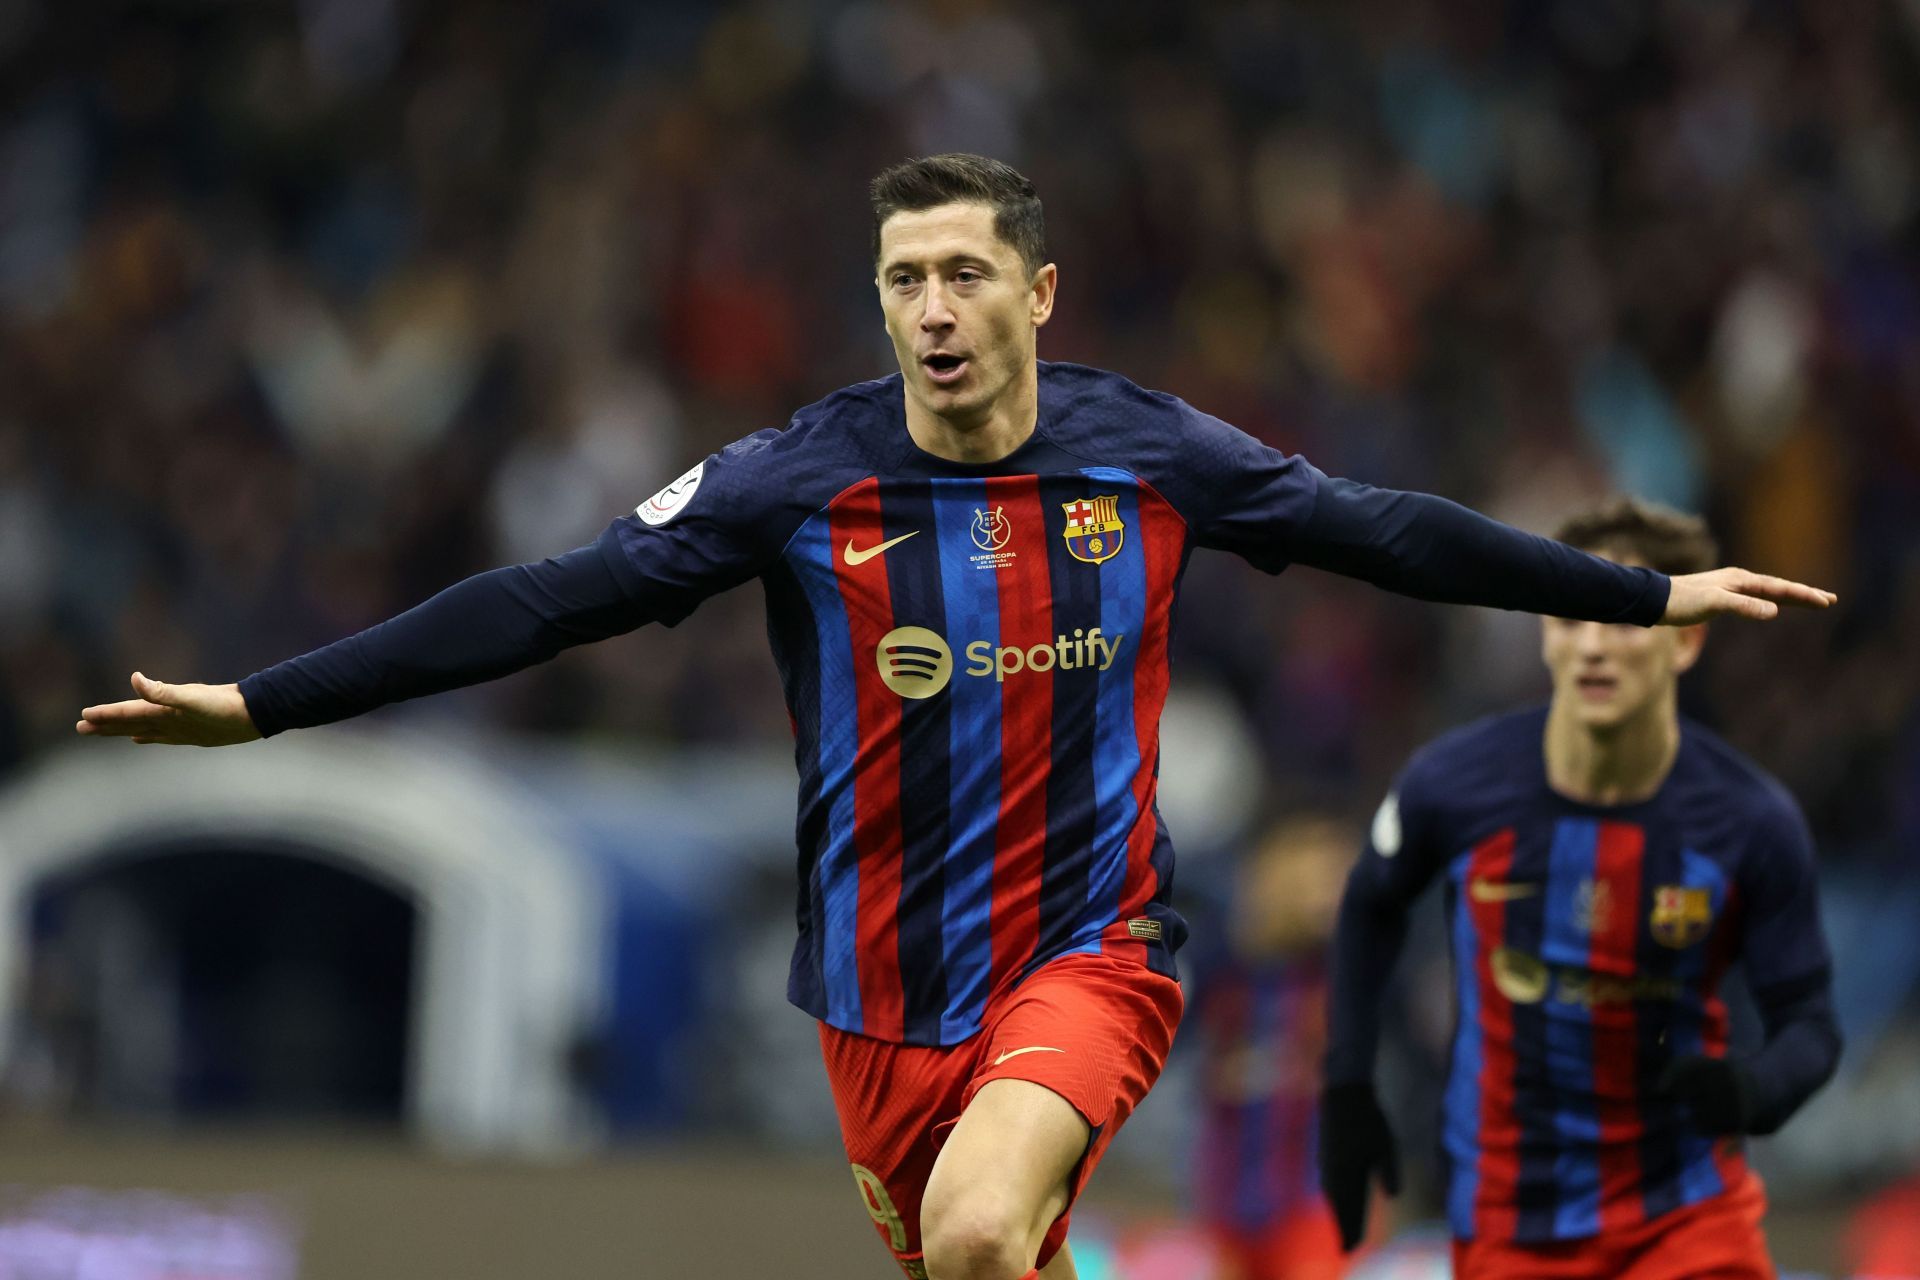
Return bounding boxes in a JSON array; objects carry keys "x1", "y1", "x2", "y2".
[
  {"x1": 1189, "y1": 813, "x2": 1361, "y2": 1280},
  {"x1": 73, "y1": 147, "x2": 1835, "y2": 1280},
  {"x1": 1319, "y1": 498, "x2": 1843, "y2": 1280}
]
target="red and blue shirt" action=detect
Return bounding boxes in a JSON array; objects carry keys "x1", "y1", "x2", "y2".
[
  {"x1": 1341, "y1": 708, "x2": 1831, "y2": 1242},
  {"x1": 242, "y1": 360, "x2": 1672, "y2": 1049},
  {"x1": 598, "y1": 363, "x2": 1321, "y2": 1044}
]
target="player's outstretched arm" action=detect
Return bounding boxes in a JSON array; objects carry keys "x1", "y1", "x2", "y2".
[
  {"x1": 1661, "y1": 567, "x2": 1836, "y2": 625},
  {"x1": 1286, "y1": 477, "x2": 1847, "y2": 628},
  {"x1": 77, "y1": 673, "x2": 261, "y2": 747},
  {"x1": 75, "y1": 543, "x2": 653, "y2": 742}
]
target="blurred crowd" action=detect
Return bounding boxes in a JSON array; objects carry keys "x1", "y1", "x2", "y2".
[{"x1": 4, "y1": 0, "x2": 1918, "y2": 856}]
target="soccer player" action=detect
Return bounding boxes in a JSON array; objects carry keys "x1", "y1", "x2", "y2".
[
  {"x1": 78, "y1": 157, "x2": 1834, "y2": 1280},
  {"x1": 1318, "y1": 499, "x2": 1842, "y2": 1280},
  {"x1": 1190, "y1": 814, "x2": 1357, "y2": 1280}
]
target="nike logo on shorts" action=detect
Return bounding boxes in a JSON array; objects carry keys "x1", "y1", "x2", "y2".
[{"x1": 991, "y1": 1046, "x2": 1065, "y2": 1067}]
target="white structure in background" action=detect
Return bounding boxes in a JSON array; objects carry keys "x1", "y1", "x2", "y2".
[{"x1": 0, "y1": 735, "x2": 604, "y2": 1157}]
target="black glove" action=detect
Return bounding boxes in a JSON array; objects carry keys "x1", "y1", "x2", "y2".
[
  {"x1": 1657, "y1": 1054, "x2": 1759, "y2": 1135},
  {"x1": 1317, "y1": 1081, "x2": 1400, "y2": 1252}
]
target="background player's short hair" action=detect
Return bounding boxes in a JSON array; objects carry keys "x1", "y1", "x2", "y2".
[
  {"x1": 1552, "y1": 496, "x2": 1718, "y2": 578},
  {"x1": 869, "y1": 153, "x2": 1048, "y2": 278}
]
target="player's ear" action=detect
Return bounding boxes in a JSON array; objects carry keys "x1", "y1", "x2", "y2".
[
  {"x1": 1030, "y1": 263, "x2": 1057, "y2": 328},
  {"x1": 1672, "y1": 622, "x2": 1708, "y2": 674}
]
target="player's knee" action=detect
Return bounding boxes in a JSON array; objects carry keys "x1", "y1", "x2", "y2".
[{"x1": 920, "y1": 1194, "x2": 1030, "y2": 1280}]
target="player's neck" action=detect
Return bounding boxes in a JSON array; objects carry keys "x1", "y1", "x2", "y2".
[
  {"x1": 1543, "y1": 694, "x2": 1680, "y2": 807},
  {"x1": 903, "y1": 366, "x2": 1039, "y2": 464}
]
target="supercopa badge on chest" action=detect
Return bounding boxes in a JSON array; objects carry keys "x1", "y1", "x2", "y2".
[{"x1": 1063, "y1": 495, "x2": 1125, "y2": 564}]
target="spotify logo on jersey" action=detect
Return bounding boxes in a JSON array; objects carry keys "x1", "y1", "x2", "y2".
[
  {"x1": 874, "y1": 625, "x2": 1128, "y2": 699},
  {"x1": 875, "y1": 627, "x2": 955, "y2": 699}
]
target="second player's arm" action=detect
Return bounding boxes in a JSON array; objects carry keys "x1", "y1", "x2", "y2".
[
  {"x1": 1662, "y1": 802, "x2": 1843, "y2": 1135},
  {"x1": 1318, "y1": 792, "x2": 1441, "y2": 1251}
]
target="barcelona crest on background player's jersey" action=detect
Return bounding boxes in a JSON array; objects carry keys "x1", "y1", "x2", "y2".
[
  {"x1": 1650, "y1": 883, "x2": 1715, "y2": 947},
  {"x1": 1063, "y1": 495, "x2": 1125, "y2": 564}
]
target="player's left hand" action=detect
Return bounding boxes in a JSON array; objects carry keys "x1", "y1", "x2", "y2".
[
  {"x1": 1657, "y1": 1054, "x2": 1758, "y2": 1134},
  {"x1": 1318, "y1": 1081, "x2": 1400, "y2": 1251},
  {"x1": 1662, "y1": 568, "x2": 1835, "y2": 626}
]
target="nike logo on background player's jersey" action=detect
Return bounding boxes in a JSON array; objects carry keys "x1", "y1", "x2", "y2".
[
  {"x1": 843, "y1": 531, "x2": 920, "y2": 565},
  {"x1": 992, "y1": 1046, "x2": 1065, "y2": 1066},
  {"x1": 1469, "y1": 878, "x2": 1541, "y2": 902}
]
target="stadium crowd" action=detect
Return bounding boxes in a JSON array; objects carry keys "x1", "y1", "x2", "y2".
[{"x1": 3, "y1": 0, "x2": 1918, "y2": 1247}]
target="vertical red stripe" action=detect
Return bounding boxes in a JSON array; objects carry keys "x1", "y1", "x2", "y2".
[
  {"x1": 1591, "y1": 822, "x2": 1646, "y2": 1233},
  {"x1": 1700, "y1": 886, "x2": 1747, "y2": 1189},
  {"x1": 1468, "y1": 829, "x2": 1520, "y2": 1242},
  {"x1": 987, "y1": 476, "x2": 1052, "y2": 991},
  {"x1": 829, "y1": 482, "x2": 905, "y2": 1040},
  {"x1": 1699, "y1": 886, "x2": 1741, "y2": 1056},
  {"x1": 1112, "y1": 487, "x2": 1185, "y2": 964}
]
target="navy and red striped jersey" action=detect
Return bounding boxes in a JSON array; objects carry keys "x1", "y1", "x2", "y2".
[
  {"x1": 597, "y1": 362, "x2": 1318, "y2": 1045},
  {"x1": 1347, "y1": 707, "x2": 1831, "y2": 1243},
  {"x1": 1192, "y1": 958, "x2": 1330, "y2": 1232},
  {"x1": 236, "y1": 360, "x2": 1673, "y2": 1052}
]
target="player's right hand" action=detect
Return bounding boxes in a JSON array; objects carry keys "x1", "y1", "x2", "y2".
[
  {"x1": 76, "y1": 672, "x2": 262, "y2": 747},
  {"x1": 1318, "y1": 1080, "x2": 1399, "y2": 1252}
]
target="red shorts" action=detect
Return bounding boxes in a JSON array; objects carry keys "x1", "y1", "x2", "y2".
[
  {"x1": 1210, "y1": 1205, "x2": 1347, "y2": 1280},
  {"x1": 820, "y1": 951, "x2": 1184, "y2": 1279},
  {"x1": 1453, "y1": 1170, "x2": 1774, "y2": 1280}
]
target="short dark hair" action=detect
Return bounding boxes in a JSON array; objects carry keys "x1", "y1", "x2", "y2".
[
  {"x1": 1553, "y1": 497, "x2": 1718, "y2": 577},
  {"x1": 869, "y1": 153, "x2": 1047, "y2": 277}
]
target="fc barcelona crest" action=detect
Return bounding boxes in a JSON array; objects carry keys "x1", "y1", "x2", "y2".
[
  {"x1": 1062, "y1": 495, "x2": 1125, "y2": 565},
  {"x1": 1649, "y1": 885, "x2": 1714, "y2": 949}
]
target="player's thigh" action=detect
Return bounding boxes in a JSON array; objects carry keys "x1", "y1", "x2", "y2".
[
  {"x1": 922, "y1": 1076, "x2": 1090, "y2": 1253},
  {"x1": 820, "y1": 1024, "x2": 972, "y2": 1277},
  {"x1": 919, "y1": 952, "x2": 1181, "y2": 1270}
]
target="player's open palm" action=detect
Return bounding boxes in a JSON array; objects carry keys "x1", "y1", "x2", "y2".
[
  {"x1": 76, "y1": 672, "x2": 261, "y2": 747},
  {"x1": 1663, "y1": 568, "x2": 1836, "y2": 626}
]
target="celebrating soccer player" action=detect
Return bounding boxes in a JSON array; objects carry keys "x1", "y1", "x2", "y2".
[
  {"x1": 79, "y1": 157, "x2": 1834, "y2": 1280},
  {"x1": 1318, "y1": 499, "x2": 1842, "y2": 1280}
]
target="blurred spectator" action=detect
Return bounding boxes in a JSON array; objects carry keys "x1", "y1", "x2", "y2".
[{"x1": 1188, "y1": 814, "x2": 1364, "y2": 1280}]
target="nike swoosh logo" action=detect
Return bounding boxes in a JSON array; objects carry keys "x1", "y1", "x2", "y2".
[
  {"x1": 843, "y1": 531, "x2": 920, "y2": 566},
  {"x1": 991, "y1": 1046, "x2": 1064, "y2": 1067},
  {"x1": 1470, "y1": 879, "x2": 1541, "y2": 903}
]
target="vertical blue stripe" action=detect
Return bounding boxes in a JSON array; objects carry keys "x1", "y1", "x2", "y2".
[
  {"x1": 791, "y1": 514, "x2": 863, "y2": 1031},
  {"x1": 1080, "y1": 467, "x2": 1146, "y2": 947},
  {"x1": 1444, "y1": 855, "x2": 1484, "y2": 1236},
  {"x1": 1234, "y1": 978, "x2": 1282, "y2": 1226},
  {"x1": 1544, "y1": 820, "x2": 1602, "y2": 1238},
  {"x1": 933, "y1": 481, "x2": 1002, "y2": 1038},
  {"x1": 1669, "y1": 848, "x2": 1732, "y2": 1207}
]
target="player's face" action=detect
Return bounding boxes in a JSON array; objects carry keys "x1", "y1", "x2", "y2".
[
  {"x1": 875, "y1": 202, "x2": 1056, "y2": 428},
  {"x1": 1541, "y1": 553, "x2": 1705, "y2": 731},
  {"x1": 1231, "y1": 821, "x2": 1353, "y2": 958}
]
